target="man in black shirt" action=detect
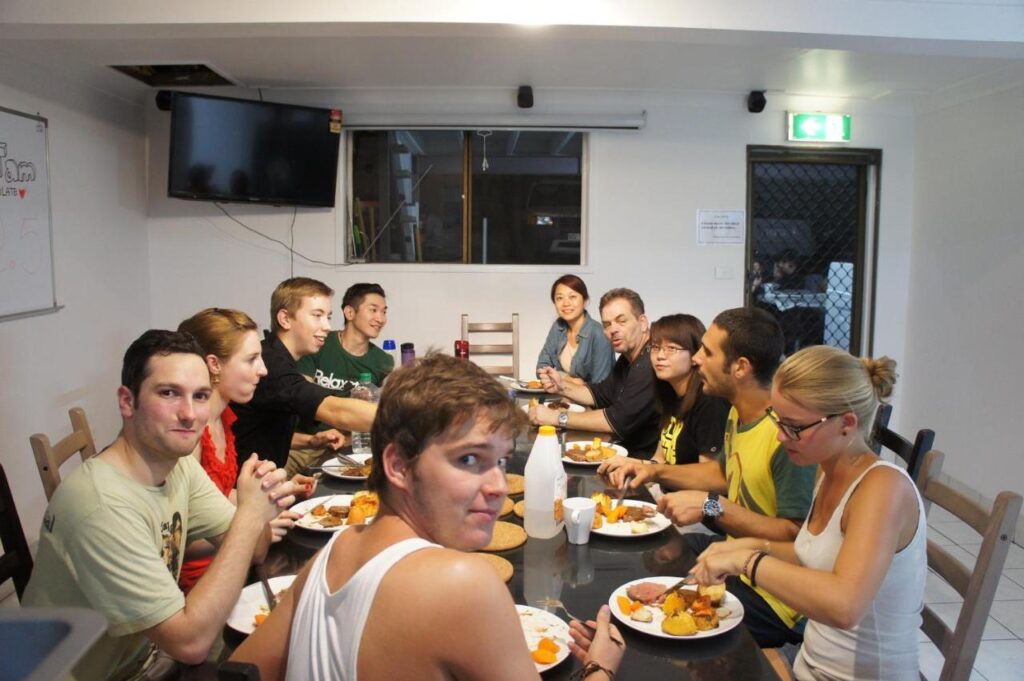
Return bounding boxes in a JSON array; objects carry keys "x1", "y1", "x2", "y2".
[
  {"x1": 232, "y1": 278, "x2": 376, "y2": 467},
  {"x1": 531, "y1": 288, "x2": 659, "y2": 457}
]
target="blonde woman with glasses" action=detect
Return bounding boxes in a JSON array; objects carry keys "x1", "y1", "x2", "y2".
[{"x1": 690, "y1": 345, "x2": 926, "y2": 680}]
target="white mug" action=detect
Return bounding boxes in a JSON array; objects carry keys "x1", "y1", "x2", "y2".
[{"x1": 563, "y1": 497, "x2": 597, "y2": 545}]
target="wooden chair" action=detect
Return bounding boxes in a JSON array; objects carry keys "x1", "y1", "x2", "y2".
[
  {"x1": 0, "y1": 464, "x2": 34, "y2": 600},
  {"x1": 868, "y1": 403, "x2": 893, "y2": 454},
  {"x1": 461, "y1": 313, "x2": 519, "y2": 378},
  {"x1": 917, "y1": 450, "x2": 1022, "y2": 681},
  {"x1": 30, "y1": 407, "x2": 98, "y2": 500},
  {"x1": 875, "y1": 420, "x2": 935, "y2": 481}
]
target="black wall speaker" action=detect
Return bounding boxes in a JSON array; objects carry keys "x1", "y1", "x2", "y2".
[
  {"x1": 747, "y1": 90, "x2": 766, "y2": 113},
  {"x1": 517, "y1": 85, "x2": 534, "y2": 109},
  {"x1": 155, "y1": 90, "x2": 173, "y2": 111}
]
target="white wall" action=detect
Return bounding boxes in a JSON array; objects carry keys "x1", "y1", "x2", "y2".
[
  {"x1": 145, "y1": 87, "x2": 916, "y2": 404},
  {"x1": 0, "y1": 52, "x2": 149, "y2": 553},
  {"x1": 904, "y1": 83, "x2": 1024, "y2": 507}
]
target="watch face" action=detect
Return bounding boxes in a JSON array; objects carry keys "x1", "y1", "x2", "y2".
[{"x1": 703, "y1": 498, "x2": 723, "y2": 518}]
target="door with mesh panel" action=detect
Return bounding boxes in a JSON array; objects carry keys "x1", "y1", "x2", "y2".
[{"x1": 745, "y1": 146, "x2": 881, "y2": 355}]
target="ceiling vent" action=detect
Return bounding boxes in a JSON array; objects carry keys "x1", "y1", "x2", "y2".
[{"x1": 109, "y1": 64, "x2": 234, "y2": 87}]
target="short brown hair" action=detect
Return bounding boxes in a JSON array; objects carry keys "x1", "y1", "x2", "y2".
[
  {"x1": 270, "y1": 277, "x2": 334, "y2": 333},
  {"x1": 367, "y1": 353, "x2": 527, "y2": 500},
  {"x1": 712, "y1": 307, "x2": 784, "y2": 387},
  {"x1": 178, "y1": 308, "x2": 258, "y2": 361},
  {"x1": 599, "y1": 287, "x2": 645, "y2": 317}
]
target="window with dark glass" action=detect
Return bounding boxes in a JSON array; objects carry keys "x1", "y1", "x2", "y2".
[{"x1": 349, "y1": 130, "x2": 584, "y2": 264}]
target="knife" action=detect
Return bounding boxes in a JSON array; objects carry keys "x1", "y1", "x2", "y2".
[{"x1": 256, "y1": 565, "x2": 277, "y2": 611}]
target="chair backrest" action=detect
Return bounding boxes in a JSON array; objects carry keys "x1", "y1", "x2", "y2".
[
  {"x1": 874, "y1": 421, "x2": 935, "y2": 481},
  {"x1": 460, "y1": 313, "x2": 519, "y2": 378},
  {"x1": 29, "y1": 407, "x2": 98, "y2": 500},
  {"x1": 868, "y1": 403, "x2": 893, "y2": 454},
  {"x1": 218, "y1": 661, "x2": 262, "y2": 680},
  {"x1": 0, "y1": 464, "x2": 34, "y2": 600},
  {"x1": 917, "y1": 450, "x2": 1023, "y2": 681}
]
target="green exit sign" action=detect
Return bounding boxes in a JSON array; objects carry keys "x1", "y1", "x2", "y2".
[{"x1": 787, "y1": 112, "x2": 851, "y2": 142}]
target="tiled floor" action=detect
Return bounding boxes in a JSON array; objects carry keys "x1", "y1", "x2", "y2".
[{"x1": 921, "y1": 504, "x2": 1024, "y2": 681}]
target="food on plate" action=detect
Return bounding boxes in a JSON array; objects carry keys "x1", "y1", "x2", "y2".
[
  {"x1": 566, "y1": 438, "x2": 619, "y2": 463},
  {"x1": 526, "y1": 379, "x2": 543, "y2": 389},
  {"x1": 590, "y1": 492, "x2": 657, "y2": 526},
  {"x1": 301, "y1": 492, "x2": 379, "y2": 529},
  {"x1": 626, "y1": 581, "x2": 668, "y2": 605},
  {"x1": 630, "y1": 607, "x2": 653, "y2": 623},
  {"x1": 658, "y1": 588, "x2": 720, "y2": 635},
  {"x1": 530, "y1": 637, "x2": 561, "y2": 665},
  {"x1": 252, "y1": 587, "x2": 290, "y2": 627},
  {"x1": 699, "y1": 583, "x2": 726, "y2": 607},
  {"x1": 662, "y1": 611, "x2": 698, "y2": 636},
  {"x1": 337, "y1": 460, "x2": 372, "y2": 477},
  {"x1": 541, "y1": 399, "x2": 571, "y2": 410}
]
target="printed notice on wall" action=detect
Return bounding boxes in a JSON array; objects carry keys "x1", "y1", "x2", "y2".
[{"x1": 696, "y1": 209, "x2": 745, "y2": 246}]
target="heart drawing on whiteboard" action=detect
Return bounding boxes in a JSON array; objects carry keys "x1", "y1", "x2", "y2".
[
  {"x1": 18, "y1": 188, "x2": 26, "y2": 198},
  {"x1": 0, "y1": 218, "x2": 43, "y2": 275}
]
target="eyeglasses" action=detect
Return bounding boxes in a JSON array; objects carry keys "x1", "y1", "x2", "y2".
[
  {"x1": 765, "y1": 407, "x2": 841, "y2": 441},
  {"x1": 650, "y1": 343, "x2": 688, "y2": 356}
]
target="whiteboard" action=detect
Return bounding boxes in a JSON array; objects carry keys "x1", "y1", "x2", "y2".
[{"x1": 0, "y1": 106, "x2": 57, "y2": 322}]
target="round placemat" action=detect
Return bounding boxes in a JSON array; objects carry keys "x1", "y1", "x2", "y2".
[
  {"x1": 500, "y1": 497, "x2": 514, "y2": 516},
  {"x1": 476, "y1": 552, "x2": 514, "y2": 582},
  {"x1": 513, "y1": 499, "x2": 526, "y2": 519},
  {"x1": 482, "y1": 521, "x2": 528, "y2": 552},
  {"x1": 505, "y1": 473, "x2": 525, "y2": 496}
]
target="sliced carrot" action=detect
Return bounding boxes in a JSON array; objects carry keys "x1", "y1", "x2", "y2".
[
  {"x1": 253, "y1": 613, "x2": 269, "y2": 627},
  {"x1": 538, "y1": 637, "x2": 560, "y2": 653},
  {"x1": 629, "y1": 600, "x2": 644, "y2": 613},
  {"x1": 532, "y1": 648, "x2": 557, "y2": 665},
  {"x1": 616, "y1": 594, "x2": 633, "y2": 615}
]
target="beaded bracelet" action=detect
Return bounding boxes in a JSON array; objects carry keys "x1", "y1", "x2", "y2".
[
  {"x1": 570, "y1": 661, "x2": 616, "y2": 680},
  {"x1": 749, "y1": 551, "x2": 769, "y2": 589}
]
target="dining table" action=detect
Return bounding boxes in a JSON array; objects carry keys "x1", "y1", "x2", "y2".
[{"x1": 219, "y1": 399, "x2": 780, "y2": 681}]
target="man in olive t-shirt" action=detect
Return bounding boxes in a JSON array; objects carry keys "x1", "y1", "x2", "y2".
[{"x1": 23, "y1": 330, "x2": 298, "y2": 680}]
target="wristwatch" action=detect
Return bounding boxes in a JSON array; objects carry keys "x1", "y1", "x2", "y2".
[
  {"x1": 702, "y1": 492, "x2": 724, "y2": 522},
  {"x1": 557, "y1": 411, "x2": 569, "y2": 428}
]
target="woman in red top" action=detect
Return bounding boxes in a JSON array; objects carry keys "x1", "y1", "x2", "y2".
[{"x1": 177, "y1": 308, "x2": 315, "y2": 592}]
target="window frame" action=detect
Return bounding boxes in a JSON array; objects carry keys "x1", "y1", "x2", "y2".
[{"x1": 342, "y1": 129, "x2": 590, "y2": 271}]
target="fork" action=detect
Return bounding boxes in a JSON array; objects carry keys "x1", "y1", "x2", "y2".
[{"x1": 536, "y1": 597, "x2": 595, "y2": 630}]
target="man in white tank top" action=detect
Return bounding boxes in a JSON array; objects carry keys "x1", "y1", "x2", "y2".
[{"x1": 232, "y1": 354, "x2": 625, "y2": 681}]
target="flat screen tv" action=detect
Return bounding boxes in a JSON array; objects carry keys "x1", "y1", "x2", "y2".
[{"x1": 168, "y1": 92, "x2": 341, "y2": 207}]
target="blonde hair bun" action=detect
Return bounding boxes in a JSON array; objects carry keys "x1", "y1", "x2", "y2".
[{"x1": 861, "y1": 356, "x2": 898, "y2": 400}]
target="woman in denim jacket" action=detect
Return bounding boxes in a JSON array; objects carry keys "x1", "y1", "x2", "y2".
[{"x1": 536, "y1": 274, "x2": 615, "y2": 384}]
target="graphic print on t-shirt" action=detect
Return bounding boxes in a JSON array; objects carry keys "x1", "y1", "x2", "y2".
[{"x1": 161, "y1": 512, "x2": 183, "y2": 577}]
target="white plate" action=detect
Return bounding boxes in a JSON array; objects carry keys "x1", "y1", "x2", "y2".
[
  {"x1": 320, "y1": 453, "x2": 372, "y2": 480},
  {"x1": 608, "y1": 576, "x2": 744, "y2": 640},
  {"x1": 514, "y1": 383, "x2": 549, "y2": 394},
  {"x1": 562, "y1": 441, "x2": 628, "y2": 467},
  {"x1": 227, "y1": 575, "x2": 296, "y2": 634},
  {"x1": 591, "y1": 500, "x2": 670, "y2": 537},
  {"x1": 516, "y1": 605, "x2": 572, "y2": 672},
  {"x1": 520, "y1": 402, "x2": 585, "y2": 414},
  {"x1": 292, "y1": 494, "x2": 363, "y2": 533}
]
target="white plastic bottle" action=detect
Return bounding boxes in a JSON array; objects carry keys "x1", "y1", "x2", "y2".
[
  {"x1": 524, "y1": 425, "x2": 567, "y2": 539},
  {"x1": 382, "y1": 339, "x2": 399, "y2": 370},
  {"x1": 349, "y1": 372, "x2": 379, "y2": 455}
]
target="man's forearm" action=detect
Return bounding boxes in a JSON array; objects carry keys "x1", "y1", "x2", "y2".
[
  {"x1": 566, "y1": 408, "x2": 615, "y2": 434},
  {"x1": 717, "y1": 500, "x2": 803, "y2": 541},
  {"x1": 316, "y1": 396, "x2": 375, "y2": 432},
  {"x1": 148, "y1": 510, "x2": 267, "y2": 663},
  {"x1": 652, "y1": 460, "x2": 728, "y2": 493},
  {"x1": 559, "y1": 381, "x2": 596, "y2": 407}
]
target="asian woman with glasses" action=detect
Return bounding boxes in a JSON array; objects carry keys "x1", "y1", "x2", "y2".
[
  {"x1": 646, "y1": 314, "x2": 730, "y2": 466},
  {"x1": 691, "y1": 346, "x2": 926, "y2": 681}
]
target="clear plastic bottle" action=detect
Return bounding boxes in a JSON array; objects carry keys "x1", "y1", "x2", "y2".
[
  {"x1": 349, "y1": 372, "x2": 379, "y2": 455},
  {"x1": 382, "y1": 339, "x2": 399, "y2": 370},
  {"x1": 524, "y1": 425, "x2": 567, "y2": 539}
]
